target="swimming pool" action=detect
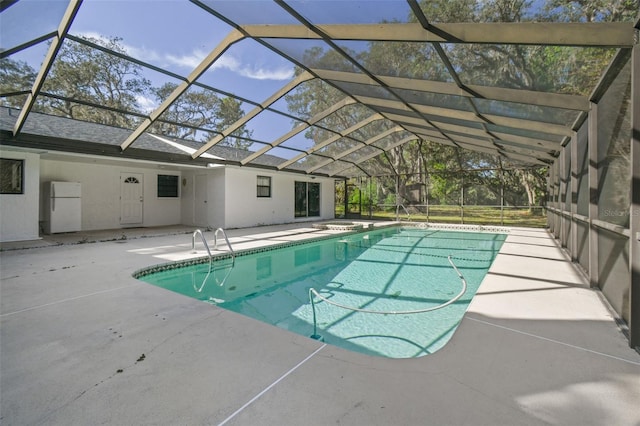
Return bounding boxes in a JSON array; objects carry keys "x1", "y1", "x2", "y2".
[{"x1": 137, "y1": 226, "x2": 506, "y2": 358}]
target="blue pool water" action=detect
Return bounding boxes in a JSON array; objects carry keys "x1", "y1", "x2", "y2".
[{"x1": 138, "y1": 227, "x2": 506, "y2": 358}]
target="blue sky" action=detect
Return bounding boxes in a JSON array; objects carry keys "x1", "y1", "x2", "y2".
[
  {"x1": 1, "y1": 0, "x2": 557, "y2": 147},
  {"x1": 71, "y1": 0, "x2": 297, "y2": 135},
  {"x1": 2, "y1": 0, "x2": 305, "y2": 142}
]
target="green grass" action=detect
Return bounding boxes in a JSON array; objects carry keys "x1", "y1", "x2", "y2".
[{"x1": 335, "y1": 206, "x2": 547, "y2": 228}]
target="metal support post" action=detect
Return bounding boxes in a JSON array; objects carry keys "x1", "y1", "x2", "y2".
[
  {"x1": 588, "y1": 101, "x2": 600, "y2": 288},
  {"x1": 629, "y1": 42, "x2": 640, "y2": 349}
]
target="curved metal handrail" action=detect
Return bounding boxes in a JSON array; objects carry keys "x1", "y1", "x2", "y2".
[
  {"x1": 191, "y1": 228, "x2": 236, "y2": 292},
  {"x1": 191, "y1": 229, "x2": 213, "y2": 292},
  {"x1": 396, "y1": 204, "x2": 411, "y2": 222},
  {"x1": 213, "y1": 259, "x2": 234, "y2": 287},
  {"x1": 191, "y1": 229, "x2": 212, "y2": 259},
  {"x1": 214, "y1": 228, "x2": 235, "y2": 267},
  {"x1": 193, "y1": 268, "x2": 212, "y2": 293},
  {"x1": 308, "y1": 255, "x2": 466, "y2": 339}
]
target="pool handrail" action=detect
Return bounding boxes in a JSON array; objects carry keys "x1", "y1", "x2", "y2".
[
  {"x1": 191, "y1": 228, "x2": 236, "y2": 291},
  {"x1": 213, "y1": 258, "x2": 234, "y2": 287},
  {"x1": 396, "y1": 204, "x2": 411, "y2": 222},
  {"x1": 191, "y1": 229, "x2": 213, "y2": 260},
  {"x1": 308, "y1": 255, "x2": 466, "y2": 339},
  {"x1": 214, "y1": 228, "x2": 235, "y2": 267},
  {"x1": 191, "y1": 229, "x2": 213, "y2": 292}
]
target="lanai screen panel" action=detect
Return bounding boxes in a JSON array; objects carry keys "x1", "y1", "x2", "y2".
[{"x1": 1, "y1": 0, "x2": 637, "y2": 177}]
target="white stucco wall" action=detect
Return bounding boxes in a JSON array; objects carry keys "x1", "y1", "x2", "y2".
[
  {"x1": 223, "y1": 167, "x2": 335, "y2": 229},
  {"x1": 208, "y1": 169, "x2": 225, "y2": 229},
  {"x1": 2, "y1": 153, "x2": 337, "y2": 237},
  {"x1": 179, "y1": 168, "x2": 225, "y2": 229},
  {"x1": 180, "y1": 170, "x2": 196, "y2": 226},
  {"x1": 0, "y1": 150, "x2": 40, "y2": 242},
  {"x1": 40, "y1": 159, "x2": 182, "y2": 231}
]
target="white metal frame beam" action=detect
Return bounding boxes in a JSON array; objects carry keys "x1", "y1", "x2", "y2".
[
  {"x1": 12, "y1": 0, "x2": 83, "y2": 137},
  {"x1": 314, "y1": 69, "x2": 590, "y2": 111},
  {"x1": 306, "y1": 126, "x2": 406, "y2": 174},
  {"x1": 242, "y1": 22, "x2": 635, "y2": 47},
  {"x1": 276, "y1": 113, "x2": 385, "y2": 170},
  {"x1": 327, "y1": 135, "x2": 417, "y2": 177},
  {"x1": 240, "y1": 97, "x2": 357, "y2": 166},
  {"x1": 192, "y1": 70, "x2": 315, "y2": 158},
  {"x1": 121, "y1": 29, "x2": 245, "y2": 151}
]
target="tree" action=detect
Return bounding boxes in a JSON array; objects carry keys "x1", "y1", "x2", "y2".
[
  {"x1": 151, "y1": 83, "x2": 221, "y2": 141},
  {"x1": 0, "y1": 57, "x2": 37, "y2": 108},
  {"x1": 292, "y1": 0, "x2": 634, "y2": 211},
  {"x1": 152, "y1": 83, "x2": 253, "y2": 149},
  {"x1": 39, "y1": 36, "x2": 151, "y2": 128},
  {"x1": 540, "y1": 0, "x2": 639, "y2": 22},
  {"x1": 515, "y1": 168, "x2": 547, "y2": 211},
  {"x1": 215, "y1": 97, "x2": 253, "y2": 150},
  {"x1": 5, "y1": 35, "x2": 255, "y2": 152}
]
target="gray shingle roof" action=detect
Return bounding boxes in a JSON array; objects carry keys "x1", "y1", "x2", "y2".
[{"x1": 0, "y1": 107, "x2": 305, "y2": 172}]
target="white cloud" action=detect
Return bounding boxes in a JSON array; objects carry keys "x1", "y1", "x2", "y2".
[
  {"x1": 208, "y1": 55, "x2": 241, "y2": 72},
  {"x1": 125, "y1": 45, "x2": 161, "y2": 63},
  {"x1": 208, "y1": 56, "x2": 294, "y2": 81},
  {"x1": 74, "y1": 31, "x2": 294, "y2": 81},
  {"x1": 136, "y1": 95, "x2": 158, "y2": 113},
  {"x1": 75, "y1": 31, "x2": 160, "y2": 63},
  {"x1": 75, "y1": 31, "x2": 105, "y2": 41},
  {"x1": 165, "y1": 49, "x2": 208, "y2": 69},
  {"x1": 238, "y1": 66, "x2": 294, "y2": 81}
]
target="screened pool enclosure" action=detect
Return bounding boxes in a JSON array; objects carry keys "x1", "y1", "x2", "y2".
[{"x1": 0, "y1": 1, "x2": 638, "y2": 348}]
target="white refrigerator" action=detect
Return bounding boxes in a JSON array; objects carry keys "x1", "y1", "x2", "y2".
[{"x1": 44, "y1": 181, "x2": 82, "y2": 234}]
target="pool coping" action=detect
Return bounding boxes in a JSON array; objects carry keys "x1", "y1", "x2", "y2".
[
  {"x1": 132, "y1": 222, "x2": 510, "y2": 279},
  {"x1": 132, "y1": 222, "x2": 398, "y2": 278}
]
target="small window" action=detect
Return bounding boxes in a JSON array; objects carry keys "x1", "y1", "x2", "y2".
[
  {"x1": 158, "y1": 175, "x2": 179, "y2": 197},
  {"x1": 0, "y1": 159, "x2": 24, "y2": 194},
  {"x1": 257, "y1": 176, "x2": 271, "y2": 198}
]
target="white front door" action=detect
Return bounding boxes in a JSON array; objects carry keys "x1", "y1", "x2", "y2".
[
  {"x1": 194, "y1": 174, "x2": 208, "y2": 227},
  {"x1": 120, "y1": 173, "x2": 143, "y2": 224}
]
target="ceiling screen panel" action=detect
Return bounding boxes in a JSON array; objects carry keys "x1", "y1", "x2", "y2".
[
  {"x1": 70, "y1": 0, "x2": 232, "y2": 78},
  {"x1": 283, "y1": 1, "x2": 414, "y2": 25},
  {"x1": 358, "y1": 41, "x2": 452, "y2": 81},
  {"x1": 198, "y1": 0, "x2": 299, "y2": 25},
  {"x1": 0, "y1": 0, "x2": 67, "y2": 53},
  {"x1": 196, "y1": 38, "x2": 297, "y2": 104},
  {"x1": 263, "y1": 38, "x2": 360, "y2": 73},
  {"x1": 447, "y1": 43, "x2": 617, "y2": 97},
  {"x1": 473, "y1": 98, "x2": 580, "y2": 126}
]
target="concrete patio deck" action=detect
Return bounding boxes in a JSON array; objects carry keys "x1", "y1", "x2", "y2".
[{"x1": 1, "y1": 223, "x2": 639, "y2": 425}]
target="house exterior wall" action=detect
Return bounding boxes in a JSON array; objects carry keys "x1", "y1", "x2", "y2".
[
  {"x1": 223, "y1": 167, "x2": 335, "y2": 229},
  {"x1": 40, "y1": 159, "x2": 182, "y2": 231},
  {"x1": 209, "y1": 169, "x2": 225, "y2": 229},
  {"x1": 179, "y1": 167, "x2": 225, "y2": 230},
  {"x1": 0, "y1": 150, "x2": 40, "y2": 242},
  {"x1": 180, "y1": 170, "x2": 196, "y2": 227},
  {"x1": 1, "y1": 150, "x2": 337, "y2": 241}
]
